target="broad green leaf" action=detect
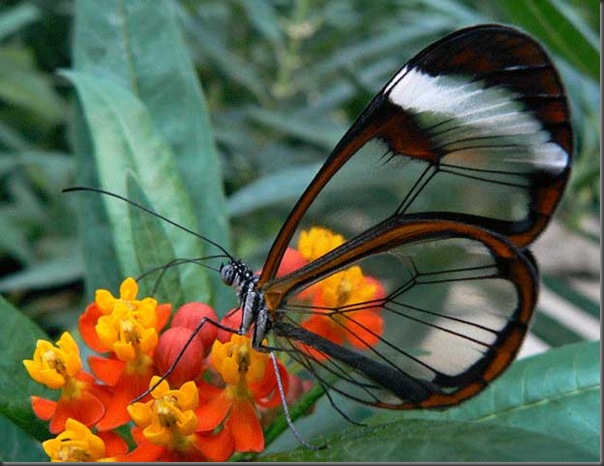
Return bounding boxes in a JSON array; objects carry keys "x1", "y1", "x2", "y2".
[
  {"x1": 126, "y1": 176, "x2": 182, "y2": 304},
  {"x1": 498, "y1": 0, "x2": 599, "y2": 81},
  {"x1": 73, "y1": 0, "x2": 229, "y2": 309},
  {"x1": 0, "y1": 296, "x2": 54, "y2": 442},
  {"x1": 260, "y1": 418, "x2": 597, "y2": 462},
  {"x1": 0, "y1": 414, "x2": 46, "y2": 462},
  {"x1": 70, "y1": 102, "x2": 122, "y2": 297},
  {"x1": 64, "y1": 70, "x2": 210, "y2": 306}
]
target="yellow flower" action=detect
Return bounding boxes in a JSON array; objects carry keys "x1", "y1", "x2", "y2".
[
  {"x1": 211, "y1": 335, "x2": 267, "y2": 391},
  {"x1": 297, "y1": 226, "x2": 345, "y2": 262},
  {"x1": 319, "y1": 265, "x2": 377, "y2": 309},
  {"x1": 23, "y1": 332, "x2": 82, "y2": 390},
  {"x1": 128, "y1": 377, "x2": 199, "y2": 448},
  {"x1": 93, "y1": 278, "x2": 159, "y2": 363},
  {"x1": 42, "y1": 418, "x2": 106, "y2": 462},
  {"x1": 95, "y1": 277, "x2": 158, "y2": 326},
  {"x1": 95, "y1": 302, "x2": 158, "y2": 362}
]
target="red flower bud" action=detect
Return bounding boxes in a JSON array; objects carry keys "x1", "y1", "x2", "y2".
[
  {"x1": 172, "y1": 302, "x2": 218, "y2": 355},
  {"x1": 217, "y1": 308, "x2": 242, "y2": 343},
  {"x1": 255, "y1": 247, "x2": 307, "y2": 278},
  {"x1": 277, "y1": 247, "x2": 307, "y2": 277},
  {"x1": 154, "y1": 327, "x2": 204, "y2": 388}
]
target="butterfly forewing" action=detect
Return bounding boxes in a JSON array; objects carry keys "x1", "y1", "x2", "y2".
[
  {"x1": 264, "y1": 217, "x2": 537, "y2": 408},
  {"x1": 259, "y1": 25, "x2": 572, "y2": 285}
]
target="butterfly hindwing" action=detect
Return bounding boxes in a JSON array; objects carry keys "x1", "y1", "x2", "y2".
[{"x1": 265, "y1": 216, "x2": 537, "y2": 408}]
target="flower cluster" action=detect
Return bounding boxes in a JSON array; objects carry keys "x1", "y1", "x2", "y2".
[
  {"x1": 23, "y1": 226, "x2": 385, "y2": 461},
  {"x1": 24, "y1": 278, "x2": 297, "y2": 461},
  {"x1": 291, "y1": 227, "x2": 386, "y2": 360}
]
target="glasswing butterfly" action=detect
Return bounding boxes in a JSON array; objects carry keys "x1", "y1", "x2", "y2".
[
  {"x1": 69, "y1": 24, "x2": 572, "y2": 414},
  {"x1": 220, "y1": 23, "x2": 571, "y2": 410}
]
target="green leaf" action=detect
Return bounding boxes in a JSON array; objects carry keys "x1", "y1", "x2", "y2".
[
  {"x1": 261, "y1": 419, "x2": 597, "y2": 462},
  {"x1": 228, "y1": 163, "x2": 321, "y2": 217},
  {"x1": 0, "y1": 3, "x2": 40, "y2": 40},
  {"x1": 126, "y1": 176, "x2": 182, "y2": 304},
  {"x1": 249, "y1": 108, "x2": 342, "y2": 149},
  {"x1": 72, "y1": 0, "x2": 229, "y2": 309},
  {"x1": 0, "y1": 47, "x2": 64, "y2": 123},
  {"x1": 531, "y1": 310, "x2": 585, "y2": 346},
  {"x1": 63, "y1": 70, "x2": 210, "y2": 306},
  {"x1": 0, "y1": 414, "x2": 47, "y2": 462},
  {"x1": 0, "y1": 251, "x2": 82, "y2": 292},
  {"x1": 237, "y1": 0, "x2": 283, "y2": 45},
  {"x1": 0, "y1": 296, "x2": 54, "y2": 444},
  {"x1": 187, "y1": 24, "x2": 270, "y2": 103},
  {"x1": 543, "y1": 274, "x2": 601, "y2": 318},
  {"x1": 498, "y1": 0, "x2": 599, "y2": 81},
  {"x1": 70, "y1": 103, "x2": 122, "y2": 298}
]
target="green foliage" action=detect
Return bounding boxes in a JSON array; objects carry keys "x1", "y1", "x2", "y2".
[
  {"x1": 0, "y1": 295, "x2": 55, "y2": 462},
  {"x1": 0, "y1": 0, "x2": 599, "y2": 462}
]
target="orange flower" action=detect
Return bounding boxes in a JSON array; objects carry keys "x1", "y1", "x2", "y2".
[
  {"x1": 301, "y1": 266, "x2": 385, "y2": 358},
  {"x1": 80, "y1": 277, "x2": 171, "y2": 356},
  {"x1": 77, "y1": 277, "x2": 171, "y2": 431},
  {"x1": 295, "y1": 228, "x2": 386, "y2": 359},
  {"x1": 23, "y1": 332, "x2": 109, "y2": 434},
  {"x1": 126, "y1": 376, "x2": 234, "y2": 462},
  {"x1": 198, "y1": 334, "x2": 287, "y2": 453}
]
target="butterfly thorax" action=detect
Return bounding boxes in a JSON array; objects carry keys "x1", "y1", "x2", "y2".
[{"x1": 220, "y1": 260, "x2": 270, "y2": 349}]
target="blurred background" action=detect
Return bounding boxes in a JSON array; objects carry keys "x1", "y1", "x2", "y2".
[{"x1": 0, "y1": 0, "x2": 599, "y2": 357}]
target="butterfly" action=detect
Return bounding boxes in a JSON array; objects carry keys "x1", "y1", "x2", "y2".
[
  {"x1": 219, "y1": 23, "x2": 572, "y2": 410},
  {"x1": 70, "y1": 23, "x2": 572, "y2": 412}
]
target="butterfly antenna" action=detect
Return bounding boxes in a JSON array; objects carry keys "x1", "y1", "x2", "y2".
[
  {"x1": 137, "y1": 256, "x2": 224, "y2": 282},
  {"x1": 63, "y1": 186, "x2": 233, "y2": 260},
  {"x1": 269, "y1": 351, "x2": 325, "y2": 450}
]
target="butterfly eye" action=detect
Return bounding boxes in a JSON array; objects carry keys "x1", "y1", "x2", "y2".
[{"x1": 220, "y1": 263, "x2": 236, "y2": 286}]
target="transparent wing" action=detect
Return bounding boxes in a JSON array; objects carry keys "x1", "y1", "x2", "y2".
[
  {"x1": 259, "y1": 24, "x2": 571, "y2": 285},
  {"x1": 265, "y1": 217, "x2": 537, "y2": 408}
]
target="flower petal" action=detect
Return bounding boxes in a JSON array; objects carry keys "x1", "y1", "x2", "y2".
[
  {"x1": 155, "y1": 303, "x2": 172, "y2": 332},
  {"x1": 31, "y1": 396, "x2": 57, "y2": 421},
  {"x1": 88, "y1": 356, "x2": 125, "y2": 386},
  {"x1": 96, "y1": 370, "x2": 152, "y2": 431},
  {"x1": 78, "y1": 303, "x2": 109, "y2": 353},
  {"x1": 196, "y1": 390, "x2": 230, "y2": 432},
  {"x1": 119, "y1": 277, "x2": 138, "y2": 300},
  {"x1": 48, "y1": 391, "x2": 105, "y2": 434},
  {"x1": 97, "y1": 430, "x2": 129, "y2": 456},
  {"x1": 193, "y1": 428, "x2": 235, "y2": 462},
  {"x1": 227, "y1": 399, "x2": 264, "y2": 452}
]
